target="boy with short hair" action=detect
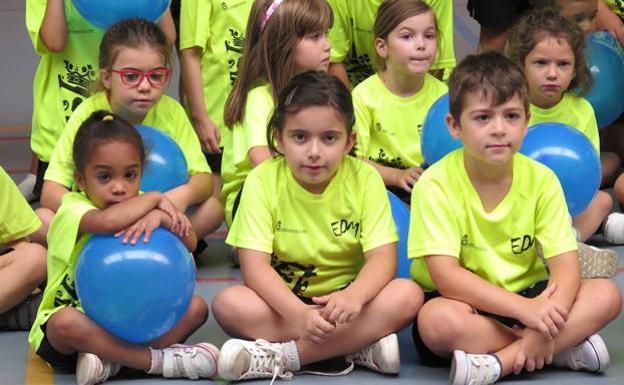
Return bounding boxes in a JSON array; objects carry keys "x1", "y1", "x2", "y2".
[{"x1": 408, "y1": 51, "x2": 621, "y2": 385}]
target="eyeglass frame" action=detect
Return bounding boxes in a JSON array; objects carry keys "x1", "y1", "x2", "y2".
[{"x1": 109, "y1": 67, "x2": 172, "y2": 87}]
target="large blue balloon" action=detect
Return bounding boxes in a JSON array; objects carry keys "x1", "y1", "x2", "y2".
[
  {"x1": 72, "y1": 0, "x2": 171, "y2": 30},
  {"x1": 136, "y1": 125, "x2": 188, "y2": 193},
  {"x1": 585, "y1": 31, "x2": 624, "y2": 128},
  {"x1": 520, "y1": 122, "x2": 600, "y2": 216},
  {"x1": 387, "y1": 191, "x2": 411, "y2": 278},
  {"x1": 76, "y1": 228, "x2": 195, "y2": 343},
  {"x1": 421, "y1": 93, "x2": 462, "y2": 166}
]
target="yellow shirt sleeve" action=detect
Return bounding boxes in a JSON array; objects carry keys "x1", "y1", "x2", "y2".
[
  {"x1": 179, "y1": 0, "x2": 211, "y2": 51},
  {"x1": 0, "y1": 167, "x2": 41, "y2": 244}
]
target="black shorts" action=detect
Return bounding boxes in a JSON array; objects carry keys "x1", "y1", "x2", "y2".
[
  {"x1": 412, "y1": 280, "x2": 548, "y2": 366},
  {"x1": 467, "y1": 0, "x2": 533, "y2": 31},
  {"x1": 35, "y1": 322, "x2": 78, "y2": 372},
  {"x1": 33, "y1": 160, "x2": 49, "y2": 199},
  {"x1": 205, "y1": 151, "x2": 223, "y2": 174}
]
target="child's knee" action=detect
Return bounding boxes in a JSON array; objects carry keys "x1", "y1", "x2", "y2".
[
  {"x1": 47, "y1": 309, "x2": 87, "y2": 342},
  {"x1": 211, "y1": 286, "x2": 247, "y2": 324},
  {"x1": 386, "y1": 279, "x2": 424, "y2": 319},
  {"x1": 590, "y1": 279, "x2": 622, "y2": 321},
  {"x1": 595, "y1": 191, "x2": 613, "y2": 214},
  {"x1": 186, "y1": 296, "x2": 209, "y2": 326},
  {"x1": 417, "y1": 301, "x2": 470, "y2": 348},
  {"x1": 11, "y1": 242, "x2": 46, "y2": 284}
]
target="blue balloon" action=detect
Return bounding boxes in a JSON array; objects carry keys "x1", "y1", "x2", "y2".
[
  {"x1": 72, "y1": 0, "x2": 171, "y2": 30},
  {"x1": 585, "y1": 31, "x2": 624, "y2": 128},
  {"x1": 136, "y1": 125, "x2": 188, "y2": 193},
  {"x1": 520, "y1": 122, "x2": 600, "y2": 216},
  {"x1": 387, "y1": 191, "x2": 411, "y2": 278},
  {"x1": 421, "y1": 93, "x2": 462, "y2": 165},
  {"x1": 75, "y1": 228, "x2": 195, "y2": 343}
]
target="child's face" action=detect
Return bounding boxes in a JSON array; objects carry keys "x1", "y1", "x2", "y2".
[
  {"x1": 556, "y1": 0, "x2": 598, "y2": 33},
  {"x1": 524, "y1": 36, "x2": 575, "y2": 109},
  {"x1": 100, "y1": 45, "x2": 168, "y2": 123},
  {"x1": 293, "y1": 30, "x2": 331, "y2": 74},
  {"x1": 76, "y1": 141, "x2": 142, "y2": 210},
  {"x1": 447, "y1": 91, "x2": 528, "y2": 168},
  {"x1": 276, "y1": 105, "x2": 355, "y2": 194},
  {"x1": 375, "y1": 11, "x2": 437, "y2": 76}
]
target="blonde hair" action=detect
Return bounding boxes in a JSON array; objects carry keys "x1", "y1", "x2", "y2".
[{"x1": 223, "y1": 0, "x2": 333, "y2": 128}]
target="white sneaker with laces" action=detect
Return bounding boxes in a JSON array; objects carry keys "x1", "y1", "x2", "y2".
[
  {"x1": 450, "y1": 350, "x2": 501, "y2": 385},
  {"x1": 76, "y1": 353, "x2": 121, "y2": 385},
  {"x1": 553, "y1": 334, "x2": 610, "y2": 373},
  {"x1": 161, "y1": 343, "x2": 219, "y2": 379},
  {"x1": 603, "y1": 212, "x2": 624, "y2": 244},
  {"x1": 218, "y1": 339, "x2": 295, "y2": 383},
  {"x1": 346, "y1": 333, "x2": 400, "y2": 374}
]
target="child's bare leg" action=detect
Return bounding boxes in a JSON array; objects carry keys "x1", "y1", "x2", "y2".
[
  {"x1": 190, "y1": 197, "x2": 224, "y2": 239},
  {"x1": 600, "y1": 152, "x2": 620, "y2": 186},
  {"x1": 213, "y1": 279, "x2": 423, "y2": 364},
  {"x1": 573, "y1": 191, "x2": 612, "y2": 241},
  {"x1": 614, "y1": 173, "x2": 624, "y2": 204},
  {"x1": 46, "y1": 295, "x2": 209, "y2": 369},
  {"x1": 0, "y1": 241, "x2": 46, "y2": 313}
]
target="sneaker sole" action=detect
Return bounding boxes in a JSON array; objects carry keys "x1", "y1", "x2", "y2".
[
  {"x1": 378, "y1": 333, "x2": 400, "y2": 374},
  {"x1": 587, "y1": 334, "x2": 610, "y2": 373},
  {"x1": 217, "y1": 340, "x2": 246, "y2": 380},
  {"x1": 450, "y1": 350, "x2": 468, "y2": 385},
  {"x1": 76, "y1": 354, "x2": 99, "y2": 385},
  {"x1": 578, "y1": 244, "x2": 619, "y2": 279},
  {"x1": 195, "y1": 342, "x2": 220, "y2": 378}
]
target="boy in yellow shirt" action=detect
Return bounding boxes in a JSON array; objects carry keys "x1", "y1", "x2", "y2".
[{"x1": 409, "y1": 52, "x2": 621, "y2": 384}]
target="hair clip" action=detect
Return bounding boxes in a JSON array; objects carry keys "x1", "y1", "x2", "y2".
[
  {"x1": 102, "y1": 114, "x2": 114, "y2": 121},
  {"x1": 260, "y1": 0, "x2": 284, "y2": 32},
  {"x1": 285, "y1": 87, "x2": 298, "y2": 106}
]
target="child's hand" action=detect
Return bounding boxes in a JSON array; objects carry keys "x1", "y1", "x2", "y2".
[
  {"x1": 298, "y1": 307, "x2": 336, "y2": 344},
  {"x1": 194, "y1": 116, "x2": 222, "y2": 153},
  {"x1": 519, "y1": 284, "x2": 568, "y2": 339},
  {"x1": 164, "y1": 211, "x2": 193, "y2": 239},
  {"x1": 312, "y1": 290, "x2": 365, "y2": 325},
  {"x1": 393, "y1": 167, "x2": 424, "y2": 192},
  {"x1": 157, "y1": 195, "x2": 187, "y2": 234},
  {"x1": 115, "y1": 210, "x2": 163, "y2": 244},
  {"x1": 513, "y1": 328, "x2": 555, "y2": 374}
]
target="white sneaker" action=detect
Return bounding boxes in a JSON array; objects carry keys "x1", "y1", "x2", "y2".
[
  {"x1": 218, "y1": 339, "x2": 294, "y2": 383},
  {"x1": 603, "y1": 213, "x2": 624, "y2": 244},
  {"x1": 450, "y1": 350, "x2": 501, "y2": 385},
  {"x1": 577, "y1": 243, "x2": 619, "y2": 278},
  {"x1": 162, "y1": 343, "x2": 219, "y2": 379},
  {"x1": 17, "y1": 173, "x2": 36, "y2": 202},
  {"x1": 76, "y1": 353, "x2": 121, "y2": 385},
  {"x1": 553, "y1": 334, "x2": 609, "y2": 373},
  {"x1": 346, "y1": 333, "x2": 400, "y2": 374}
]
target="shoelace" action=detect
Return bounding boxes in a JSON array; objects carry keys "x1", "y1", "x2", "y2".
[
  {"x1": 247, "y1": 339, "x2": 293, "y2": 385},
  {"x1": 346, "y1": 344, "x2": 375, "y2": 369},
  {"x1": 169, "y1": 345, "x2": 205, "y2": 379},
  {"x1": 466, "y1": 355, "x2": 500, "y2": 383}
]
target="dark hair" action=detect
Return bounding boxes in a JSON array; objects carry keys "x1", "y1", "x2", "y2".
[
  {"x1": 224, "y1": 0, "x2": 333, "y2": 128},
  {"x1": 374, "y1": 0, "x2": 437, "y2": 71},
  {"x1": 505, "y1": 8, "x2": 592, "y2": 95},
  {"x1": 73, "y1": 110, "x2": 146, "y2": 174},
  {"x1": 99, "y1": 18, "x2": 171, "y2": 70},
  {"x1": 267, "y1": 71, "x2": 355, "y2": 155},
  {"x1": 448, "y1": 51, "x2": 529, "y2": 121}
]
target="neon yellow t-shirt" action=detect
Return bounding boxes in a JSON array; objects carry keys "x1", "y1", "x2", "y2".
[
  {"x1": 528, "y1": 93, "x2": 600, "y2": 154},
  {"x1": 605, "y1": 0, "x2": 623, "y2": 16},
  {"x1": 45, "y1": 92, "x2": 211, "y2": 188},
  {"x1": 327, "y1": 0, "x2": 456, "y2": 86},
  {"x1": 0, "y1": 167, "x2": 41, "y2": 245},
  {"x1": 26, "y1": 0, "x2": 104, "y2": 162},
  {"x1": 29, "y1": 192, "x2": 95, "y2": 351},
  {"x1": 226, "y1": 156, "x2": 398, "y2": 299},
  {"x1": 179, "y1": 0, "x2": 252, "y2": 144},
  {"x1": 220, "y1": 84, "x2": 273, "y2": 226},
  {"x1": 353, "y1": 73, "x2": 447, "y2": 167},
  {"x1": 408, "y1": 150, "x2": 578, "y2": 292}
]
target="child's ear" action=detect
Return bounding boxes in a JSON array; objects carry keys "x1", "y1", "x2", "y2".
[
  {"x1": 375, "y1": 37, "x2": 388, "y2": 59},
  {"x1": 274, "y1": 131, "x2": 284, "y2": 154},
  {"x1": 75, "y1": 172, "x2": 85, "y2": 192},
  {"x1": 446, "y1": 113, "x2": 462, "y2": 139},
  {"x1": 344, "y1": 131, "x2": 357, "y2": 154},
  {"x1": 100, "y1": 68, "x2": 112, "y2": 90}
]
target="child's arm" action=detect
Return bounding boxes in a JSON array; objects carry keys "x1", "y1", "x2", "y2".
[
  {"x1": 249, "y1": 146, "x2": 271, "y2": 167},
  {"x1": 179, "y1": 47, "x2": 221, "y2": 153},
  {"x1": 313, "y1": 243, "x2": 396, "y2": 324},
  {"x1": 328, "y1": 62, "x2": 352, "y2": 90},
  {"x1": 363, "y1": 159, "x2": 424, "y2": 192},
  {"x1": 156, "y1": 9, "x2": 177, "y2": 46},
  {"x1": 426, "y1": 255, "x2": 568, "y2": 338},
  {"x1": 116, "y1": 209, "x2": 197, "y2": 251},
  {"x1": 40, "y1": 180, "x2": 70, "y2": 212},
  {"x1": 39, "y1": 0, "x2": 66, "y2": 52},
  {"x1": 596, "y1": 0, "x2": 624, "y2": 47},
  {"x1": 165, "y1": 172, "x2": 213, "y2": 212},
  {"x1": 240, "y1": 248, "x2": 336, "y2": 343}
]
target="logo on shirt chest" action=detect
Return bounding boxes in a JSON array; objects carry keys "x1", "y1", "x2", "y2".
[
  {"x1": 511, "y1": 234, "x2": 535, "y2": 255},
  {"x1": 331, "y1": 219, "x2": 360, "y2": 237},
  {"x1": 275, "y1": 220, "x2": 306, "y2": 234}
]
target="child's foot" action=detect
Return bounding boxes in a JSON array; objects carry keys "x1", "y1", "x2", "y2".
[
  {"x1": 345, "y1": 333, "x2": 400, "y2": 374},
  {"x1": 76, "y1": 353, "x2": 121, "y2": 385},
  {"x1": 553, "y1": 334, "x2": 609, "y2": 373},
  {"x1": 450, "y1": 350, "x2": 501, "y2": 385},
  {"x1": 218, "y1": 339, "x2": 299, "y2": 382},
  {"x1": 603, "y1": 212, "x2": 624, "y2": 244},
  {"x1": 577, "y1": 243, "x2": 619, "y2": 278},
  {"x1": 0, "y1": 291, "x2": 42, "y2": 330},
  {"x1": 159, "y1": 343, "x2": 219, "y2": 379}
]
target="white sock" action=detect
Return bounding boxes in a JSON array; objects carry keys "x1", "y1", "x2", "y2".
[
  {"x1": 281, "y1": 341, "x2": 300, "y2": 372},
  {"x1": 146, "y1": 347, "x2": 163, "y2": 375},
  {"x1": 17, "y1": 173, "x2": 36, "y2": 196}
]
